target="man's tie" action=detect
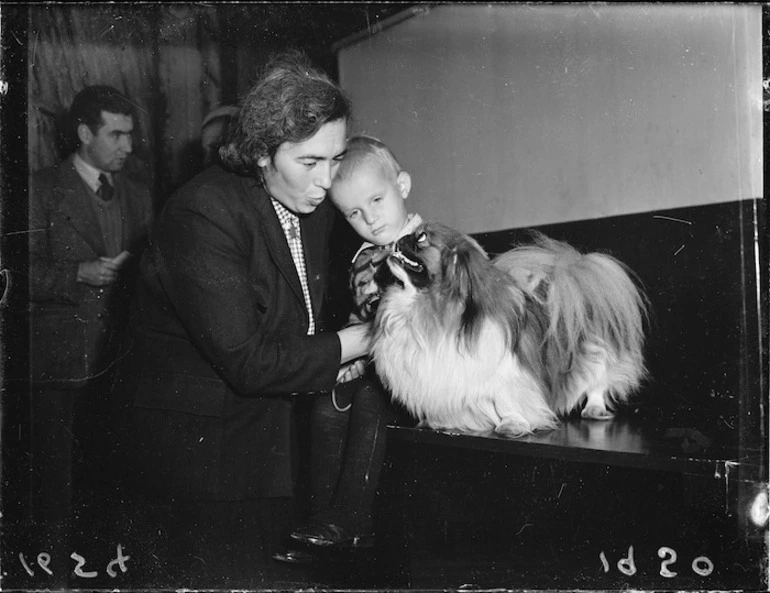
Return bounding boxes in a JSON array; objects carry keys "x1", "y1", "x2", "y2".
[{"x1": 97, "y1": 173, "x2": 114, "y2": 202}]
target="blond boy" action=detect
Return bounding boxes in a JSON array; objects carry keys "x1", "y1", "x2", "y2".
[
  {"x1": 287, "y1": 136, "x2": 421, "y2": 553},
  {"x1": 331, "y1": 135, "x2": 423, "y2": 323}
]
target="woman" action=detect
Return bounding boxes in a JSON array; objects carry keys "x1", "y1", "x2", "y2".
[{"x1": 119, "y1": 50, "x2": 369, "y2": 588}]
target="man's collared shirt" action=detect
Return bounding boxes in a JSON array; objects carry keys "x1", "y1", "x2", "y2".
[{"x1": 73, "y1": 153, "x2": 113, "y2": 193}]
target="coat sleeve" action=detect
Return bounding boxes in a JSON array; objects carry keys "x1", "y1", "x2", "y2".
[
  {"x1": 152, "y1": 188, "x2": 341, "y2": 396},
  {"x1": 28, "y1": 171, "x2": 86, "y2": 305}
]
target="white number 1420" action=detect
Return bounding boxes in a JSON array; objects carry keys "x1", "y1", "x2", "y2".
[{"x1": 600, "y1": 545, "x2": 714, "y2": 578}]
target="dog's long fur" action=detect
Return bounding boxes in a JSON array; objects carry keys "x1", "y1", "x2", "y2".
[{"x1": 371, "y1": 221, "x2": 648, "y2": 438}]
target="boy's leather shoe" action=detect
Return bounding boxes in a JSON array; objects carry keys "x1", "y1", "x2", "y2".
[
  {"x1": 291, "y1": 522, "x2": 375, "y2": 549},
  {"x1": 272, "y1": 547, "x2": 315, "y2": 564}
]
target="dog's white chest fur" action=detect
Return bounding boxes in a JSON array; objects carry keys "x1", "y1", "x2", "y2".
[{"x1": 373, "y1": 287, "x2": 555, "y2": 435}]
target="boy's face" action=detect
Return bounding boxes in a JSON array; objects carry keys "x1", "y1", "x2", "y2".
[
  {"x1": 331, "y1": 162, "x2": 411, "y2": 246},
  {"x1": 259, "y1": 118, "x2": 347, "y2": 215}
]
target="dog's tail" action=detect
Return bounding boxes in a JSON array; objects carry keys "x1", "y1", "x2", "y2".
[{"x1": 495, "y1": 232, "x2": 648, "y2": 383}]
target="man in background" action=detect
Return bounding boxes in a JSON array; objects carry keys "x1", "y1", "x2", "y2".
[{"x1": 27, "y1": 84, "x2": 153, "y2": 585}]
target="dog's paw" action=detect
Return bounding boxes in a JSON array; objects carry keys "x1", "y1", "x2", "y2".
[
  {"x1": 495, "y1": 417, "x2": 532, "y2": 438},
  {"x1": 581, "y1": 404, "x2": 614, "y2": 420}
]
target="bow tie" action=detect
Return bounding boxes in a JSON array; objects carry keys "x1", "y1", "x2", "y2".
[{"x1": 97, "y1": 173, "x2": 114, "y2": 202}]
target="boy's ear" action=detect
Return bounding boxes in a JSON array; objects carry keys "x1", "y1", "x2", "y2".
[
  {"x1": 397, "y1": 170, "x2": 412, "y2": 200},
  {"x1": 257, "y1": 155, "x2": 270, "y2": 168}
]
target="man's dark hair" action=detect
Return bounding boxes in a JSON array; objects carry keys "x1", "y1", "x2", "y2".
[
  {"x1": 69, "y1": 85, "x2": 135, "y2": 139},
  {"x1": 220, "y1": 50, "x2": 352, "y2": 177}
]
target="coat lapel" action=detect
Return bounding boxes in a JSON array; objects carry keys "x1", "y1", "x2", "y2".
[
  {"x1": 249, "y1": 179, "x2": 306, "y2": 307},
  {"x1": 54, "y1": 157, "x2": 106, "y2": 255},
  {"x1": 300, "y1": 202, "x2": 329, "y2": 323}
]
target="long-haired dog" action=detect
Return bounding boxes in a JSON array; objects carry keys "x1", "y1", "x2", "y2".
[{"x1": 371, "y1": 221, "x2": 648, "y2": 438}]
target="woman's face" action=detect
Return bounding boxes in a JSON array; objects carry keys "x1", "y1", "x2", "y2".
[{"x1": 259, "y1": 119, "x2": 347, "y2": 215}]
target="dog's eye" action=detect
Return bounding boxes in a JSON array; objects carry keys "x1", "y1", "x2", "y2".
[{"x1": 416, "y1": 231, "x2": 428, "y2": 245}]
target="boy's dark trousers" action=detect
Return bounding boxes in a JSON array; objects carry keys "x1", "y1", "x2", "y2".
[{"x1": 308, "y1": 376, "x2": 397, "y2": 534}]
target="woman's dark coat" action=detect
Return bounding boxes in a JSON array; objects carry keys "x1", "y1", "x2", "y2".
[{"x1": 127, "y1": 164, "x2": 342, "y2": 500}]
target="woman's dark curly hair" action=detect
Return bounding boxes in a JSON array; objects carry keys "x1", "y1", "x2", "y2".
[{"x1": 220, "y1": 50, "x2": 352, "y2": 177}]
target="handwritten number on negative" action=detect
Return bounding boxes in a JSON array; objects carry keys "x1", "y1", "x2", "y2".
[{"x1": 18, "y1": 544, "x2": 129, "y2": 579}]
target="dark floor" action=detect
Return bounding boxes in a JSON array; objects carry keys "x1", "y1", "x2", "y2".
[{"x1": 2, "y1": 417, "x2": 767, "y2": 591}]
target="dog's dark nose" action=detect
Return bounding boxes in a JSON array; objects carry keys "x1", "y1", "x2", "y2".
[{"x1": 374, "y1": 260, "x2": 397, "y2": 288}]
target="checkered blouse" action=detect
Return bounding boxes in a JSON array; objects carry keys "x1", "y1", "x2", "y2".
[{"x1": 270, "y1": 198, "x2": 315, "y2": 335}]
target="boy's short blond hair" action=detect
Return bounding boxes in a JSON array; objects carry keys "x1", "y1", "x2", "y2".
[{"x1": 336, "y1": 135, "x2": 402, "y2": 182}]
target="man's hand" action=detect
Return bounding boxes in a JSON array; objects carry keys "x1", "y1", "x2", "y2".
[
  {"x1": 111, "y1": 250, "x2": 132, "y2": 267},
  {"x1": 76, "y1": 251, "x2": 132, "y2": 287}
]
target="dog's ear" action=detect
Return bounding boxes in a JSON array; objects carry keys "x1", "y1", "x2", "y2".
[
  {"x1": 441, "y1": 236, "x2": 488, "y2": 299},
  {"x1": 443, "y1": 244, "x2": 474, "y2": 302},
  {"x1": 441, "y1": 239, "x2": 493, "y2": 347}
]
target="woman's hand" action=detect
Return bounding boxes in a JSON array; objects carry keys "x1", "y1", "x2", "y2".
[
  {"x1": 336, "y1": 359, "x2": 367, "y2": 384},
  {"x1": 336, "y1": 322, "x2": 372, "y2": 364}
]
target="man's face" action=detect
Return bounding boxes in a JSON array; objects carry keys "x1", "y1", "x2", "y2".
[
  {"x1": 259, "y1": 119, "x2": 347, "y2": 215},
  {"x1": 80, "y1": 111, "x2": 134, "y2": 173}
]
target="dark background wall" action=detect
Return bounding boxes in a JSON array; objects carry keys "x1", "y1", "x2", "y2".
[{"x1": 24, "y1": 3, "x2": 413, "y2": 207}]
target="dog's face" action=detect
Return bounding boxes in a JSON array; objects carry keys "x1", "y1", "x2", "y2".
[
  {"x1": 376, "y1": 220, "x2": 526, "y2": 357},
  {"x1": 384, "y1": 221, "x2": 490, "y2": 297}
]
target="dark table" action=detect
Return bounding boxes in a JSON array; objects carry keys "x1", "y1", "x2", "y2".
[{"x1": 375, "y1": 417, "x2": 767, "y2": 590}]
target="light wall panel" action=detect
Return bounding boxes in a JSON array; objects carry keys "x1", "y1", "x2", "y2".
[{"x1": 338, "y1": 4, "x2": 762, "y2": 232}]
